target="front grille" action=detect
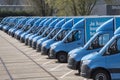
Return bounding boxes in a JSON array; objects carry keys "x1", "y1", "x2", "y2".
[
  {"x1": 49, "y1": 49, "x2": 56, "y2": 58},
  {"x1": 68, "y1": 57, "x2": 75, "y2": 66}
]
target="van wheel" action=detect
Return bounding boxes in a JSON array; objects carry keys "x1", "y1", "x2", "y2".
[
  {"x1": 93, "y1": 70, "x2": 111, "y2": 80},
  {"x1": 57, "y1": 52, "x2": 67, "y2": 63}
]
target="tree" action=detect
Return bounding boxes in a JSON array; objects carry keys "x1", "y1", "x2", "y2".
[
  {"x1": 77, "y1": 0, "x2": 98, "y2": 15},
  {"x1": 28, "y1": 0, "x2": 98, "y2": 16}
]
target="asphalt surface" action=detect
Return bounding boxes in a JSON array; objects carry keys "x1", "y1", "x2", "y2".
[{"x1": 0, "y1": 31, "x2": 91, "y2": 80}]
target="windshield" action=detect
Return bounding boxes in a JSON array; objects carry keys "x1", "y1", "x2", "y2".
[
  {"x1": 48, "y1": 28, "x2": 60, "y2": 39},
  {"x1": 32, "y1": 26, "x2": 41, "y2": 34},
  {"x1": 102, "y1": 36, "x2": 120, "y2": 56},
  {"x1": 18, "y1": 24, "x2": 23, "y2": 29},
  {"x1": 64, "y1": 30, "x2": 81, "y2": 43},
  {"x1": 9, "y1": 22, "x2": 15, "y2": 27},
  {"x1": 86, "y1": 33, "x2": 110, "y2": 50},
  {"x1": 42, "y1": 28, "x2": 53, "y2": 37},
  {"x1": 23, "y1": 25, "x2": 31, "y2": 31},
  {"x1": 38, "y1": 27, "x2": 47, "y2": 35},
  {"x1": 55, "y1": 29, "x2": 70, "y2": 41}
]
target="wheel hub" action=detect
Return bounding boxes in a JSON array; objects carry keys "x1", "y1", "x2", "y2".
[{"x1": 96, "y1": 73, "x2": 106, "y2": 80}]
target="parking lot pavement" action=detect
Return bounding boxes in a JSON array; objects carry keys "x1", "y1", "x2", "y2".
[{"x1": 0, "y1": 31, "x2": 91, "y2": 80}]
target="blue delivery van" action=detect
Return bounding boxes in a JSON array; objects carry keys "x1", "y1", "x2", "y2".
[
  {"x1": 14, "y1": 17, "x2": 40, "y2": 40},
  {"x1": 0, "y1": 17, "x2": 9, "y2": 30},
  {"x1": 24, "y1": 18, "x2": 46, "y2": 44},
  {"x1": 27, "y1": 18, "x2": 52, "y2": 47},
  {"x1": 14, "y1": 18, "x2": 35, "y2": 40},
  {"x1": 81, "y1": 19, "x2": 120, "y2": 80},
  {"x1": 8, "y1": 17, "x2": 26, "y2": 35},
  {"x1": 23, "y1": 18, "x2": 47, "y2": 43},
  {"x1": 28, "y1": 18, "x2": 71, "y2": 47},
  {"x1": 18, "y1": 17, "x2": 40, "y2": 41},
  {"x1": 14, "y1": 18, "x2": 33, "y2": 39},
  {"x1": 3, "y1": 18, "x2": 17, "y2": 33},
  {"x1": 7, "y1": 17, "x2": 23, "y2": 33},
  {"x1": 30, "y1": 18, "x2": 58, "y2": 48},
  {"x1": 1, "y1": 17, "x2": 13, "y2": 30},
  {"x1": 32, "y1": 18, "x2": 59, "y2": 49},
  {"x1": 9, "y1": 18, "x2": 29, "y2": 37},
  {"x1": 20, "y1": 18, "x2": 41, "y2": 43},
  {"x1": 8, "y1": 18, "x2": 24, "y2": 35},
  {"x1": 36, "y1": 19, "x2": 65, "y2": 52},
  {"x1": 49, "y1": 19, "x2": 85, "y2": 63},
  {"x1": 25, "y1": 18, "x2": 47, "y2": 45},
  {"x1": 3, "y1": 17, "x2": 23, "y2": 33},
  {"x1": 67, "y1": 17, "x2": 117, "y2": 74},
  {"x1": 40, "y1": 18, "x2": 81, "y2": 55},
  {"x1": 36, "y1": 17, "x2": 72, "y2": 52}
]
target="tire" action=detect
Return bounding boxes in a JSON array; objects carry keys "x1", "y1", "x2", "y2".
[
  {"x1": 93, "y1": 70, "x2": 111, "y2": 80},
  {"x1": 57, "y1": 52, "x2": 67, "y2": 63}
]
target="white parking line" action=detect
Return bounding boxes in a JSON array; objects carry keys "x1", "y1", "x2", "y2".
[
  {"x1": 42, "y1": 60, "x2": 53, "y2": 66},
  {"x1": 60, "y1": 70, "x2": 74, "y2": 78},
  {"x1": 35, "y1": 57, "x2": 45, "y2": 61},
  {"x1": 50, "y1": 64, "x2": 63, "y2": 71}
]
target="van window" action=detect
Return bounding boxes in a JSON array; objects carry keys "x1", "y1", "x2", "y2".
[
  {"x1": 117, "y1": 39, "x2": 120, "y2": 51},
  {"x1": 42, "y1": 28, "x2": 53, "y2": 37},
  {"x1": 18, "y1": 24, "x2": 23, "y2": 29},
  {"x1": 99, "y1": 34, "x2": 109, "y2": 46},
  {"x1": 55, "y1": 29, "x2": 70, "y2": 41},
  {"x1": 24, "y1": 25, "x2": 31, "y2": 31},
  {"x1": 48, "y1": 28, "x2": 60, "y2": 39},
  {"x1": 106, "y1": 38, "x2": 120, "y2": 55},
  {"x1": 88, "y1": 34, "x2": 109, "y2": 50},
  {"x1": 65, "y1": 30, "x2": 81, "y2": 43},
  {"x1": 32, "y1": 26, "x2": 40, "y2": 33},
  {"x1": 38, "y1": 27, "x2": 47, "y2": 35}
]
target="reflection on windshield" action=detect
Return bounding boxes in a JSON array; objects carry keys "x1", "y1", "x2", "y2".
[
  {"x1": 42, "y1": 28, "x2": 53, "y2": 37},
  {"x1": 88, "y1": 34, "x2": 109, "y2": 50},
  {"x1": 48, "y1": 28, "x2": 60, "y2": 39},
  {"x1": 64, "y1": 30, "x2": 81, "y2": 42},
  {"x1": 38, "y1": 27, "x2": 47, "y2": 35},
  {"x1": 55, "y1": 29, "x2": 70, "y2": 41},
  {"x1": 18, "y1": 24, "x2": 23, "y2": 29},
  {"x1": 24, "y1": 25, "x2": 31, "y2": 31},
  {"x1": 31, "y1": 26, "x2": 40, "y2": 34},
  {"x1": 104, "y1": 37, "x2": 120, "y2": 55},
  {"x1": 8, "y1": 22, "x2": 15, "y2": 27}
]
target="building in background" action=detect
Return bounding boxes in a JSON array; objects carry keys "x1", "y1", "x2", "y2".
[
  {"x1": 0, "y1": 0, "x2": 32, "y2": 12},
  {"x1": 92, "y1": 0, "x2": 120, "y2": 15}
]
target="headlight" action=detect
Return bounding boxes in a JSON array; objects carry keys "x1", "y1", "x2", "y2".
[
  {"x1": 70, "y1": 53, "x2": 77, "y2": 58},
  {"x1": 43, "y1": 43, "x2": 47, "y2": 47},
  {"x1": 82, "y1": 60, "x2": 91, "y2": 64},
  {"x1": 51, "y1": 45, "x2": 56, "y2": 49}
]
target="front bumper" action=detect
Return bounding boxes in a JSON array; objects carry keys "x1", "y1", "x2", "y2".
[
  {"x1": 36, "y1": 44, "x2": 41, "y2": 52},
  {"x1": 32, "y1": 41, "x2": 37, "y2": 49},
  {"x1": 25, "y1": 37, "x2": 29, "y2": 45},
  {"x1": 20, "y1": 37, "x2": 25, "y2": 43},
  {"x1": 81, "y1": 64, "x2": 91, "y2": 78},
  {"x1": 28, "y1": 39, "x2": 32, "y2": 47},
  {"x1": 49, "y1": 48, "x2": 56, "y2": 58},
  {"x1": 67, "y1": 58, "x2": 80, "y2": 70},
  {"x1": 41, "y1": 46, "x2": 49, "y2": 55}
]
